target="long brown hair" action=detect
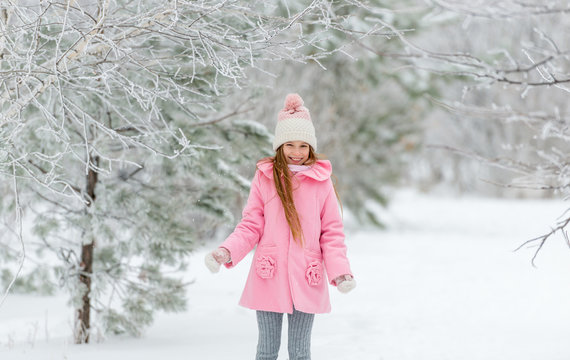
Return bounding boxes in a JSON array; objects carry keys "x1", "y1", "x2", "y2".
[{"x1": 258, "y1": 145, "x2": 342, "y2": 247}]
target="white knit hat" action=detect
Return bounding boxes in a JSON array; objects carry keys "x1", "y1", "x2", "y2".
[{"x1": 272, "y1": 93, "x2": 317, "y2": 151}]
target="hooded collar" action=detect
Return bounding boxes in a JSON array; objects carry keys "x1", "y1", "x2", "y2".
[{"x1": 256, "y1": 160, "x2": 332, "y2": 182}]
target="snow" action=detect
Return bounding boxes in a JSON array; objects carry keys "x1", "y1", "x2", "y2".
[{"x1": 2, "y1": 190, "x2": 570, "y2": 360}]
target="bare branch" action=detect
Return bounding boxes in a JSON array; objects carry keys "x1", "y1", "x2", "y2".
[{"x1": 514, "y1": 217, "x2": 570, "y2": 267}]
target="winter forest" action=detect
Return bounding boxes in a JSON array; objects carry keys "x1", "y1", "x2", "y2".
[{"x1": 1, "y1": 0, "x2": 570, "y2": 359}]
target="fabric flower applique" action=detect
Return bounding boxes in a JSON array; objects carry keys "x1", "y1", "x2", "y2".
[
  {"x1": 305, "y1": 260, "x2": 322, "y2": 286},
  {"x1": 256, "y1": 255, "x2": 276, "y2": 279}
]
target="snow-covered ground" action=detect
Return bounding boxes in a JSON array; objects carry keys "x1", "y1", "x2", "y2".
[{"x1": 2, "y1": 190, "x2": 570, "y2": 360}]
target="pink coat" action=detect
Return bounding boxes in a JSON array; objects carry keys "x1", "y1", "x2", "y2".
[{"x1": 220, "y1": 160, "x2": 353, "y2": 314}]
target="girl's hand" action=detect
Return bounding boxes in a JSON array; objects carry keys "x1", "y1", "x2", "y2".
[
  {"x1": 205, "y1": 248, "x2": 231, "y2": 273},
  {"x1": 213, "y1": 247, "x2": 231, "y2": 264},
  {"x1": 334, "y1": 274, "x2": 356, "y2": 293}
]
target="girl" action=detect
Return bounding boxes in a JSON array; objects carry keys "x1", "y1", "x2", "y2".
[{"x1": 205, "y1": 93, "x2": 355, "y2": 360}]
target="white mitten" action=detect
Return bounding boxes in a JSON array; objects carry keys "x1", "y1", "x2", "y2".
[
  {"x1": 204, "y1": 248, "x2": 231, "y2": 273},
  {"x1": 204, "y1": 252, "x2": 221, "y2": 273},
  {"x1": 335, "y1": 274, "x2": 356, "y2": 294}
]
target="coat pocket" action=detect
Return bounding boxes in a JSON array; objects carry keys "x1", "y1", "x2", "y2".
[
  {"x1": 255, "y1": 247, "x2": 277, "y2": 279},
  {"x1": 304, "y1": 249, "x2": 323, "y2": 286}
]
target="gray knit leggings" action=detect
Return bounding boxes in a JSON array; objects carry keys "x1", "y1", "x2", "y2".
[{"x1": 256, "y1": 308, "x2": 315, "y2": 360}]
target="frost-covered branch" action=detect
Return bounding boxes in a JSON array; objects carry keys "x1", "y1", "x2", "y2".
[
  {"x1": 0, "y1": 0, "x2": 381, "y2": 340},
  {"x1": 0, "y1": 0, "x2": 371, "y2": 194},
  {"x1": 355, "y1": 1, "x2": 570, "y2": 261},
  {"x1": 357, "y1": 15, "x2": 570, "y2": 92},
  {"x1": 425, "y1": 91, "x2": 570, "y2": 262}
]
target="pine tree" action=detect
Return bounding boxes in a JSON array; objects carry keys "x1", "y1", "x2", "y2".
[{"x1": 0, "y1": 0, "x2": 373, "y2": 342}]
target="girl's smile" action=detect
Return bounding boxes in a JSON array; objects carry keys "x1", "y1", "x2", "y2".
[{"x1": 283, "y1": 141, "x2": 310, "y2": 165}]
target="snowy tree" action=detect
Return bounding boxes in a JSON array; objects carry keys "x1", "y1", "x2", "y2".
[
  {"x1": 0, "y1": 0, "x2": 378, "y2": 342},
  {"x1": 356, "y1": 0, "x2": 570, "y2": 261}
]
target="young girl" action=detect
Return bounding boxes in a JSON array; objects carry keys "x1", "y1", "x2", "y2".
[{"x1": 205, "y1": 93, "x2": 355, "y2": 360}]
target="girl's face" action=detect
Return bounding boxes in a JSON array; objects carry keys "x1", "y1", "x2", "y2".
[{"x1": 282, "y1": 141, "x2": 310, "y2": 165}]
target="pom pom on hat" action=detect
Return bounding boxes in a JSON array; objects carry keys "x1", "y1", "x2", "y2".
[
  {"x1": 273, "y1": 93, "x2": 317, "y2": 151},
  {"x1": 284, "y1": 94, "x2": 304, "y2": 112}
]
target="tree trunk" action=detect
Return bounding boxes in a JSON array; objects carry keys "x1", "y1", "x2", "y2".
[{"x1": 75, "y1": 156, "x2": 99, "y2": 344}]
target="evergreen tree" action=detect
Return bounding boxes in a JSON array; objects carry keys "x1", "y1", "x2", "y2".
[{"x1": 0, "y1": 0, "x2": 371, "y2": 342}]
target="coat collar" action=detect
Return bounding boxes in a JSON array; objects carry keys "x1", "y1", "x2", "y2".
[{"x1": 256, "y1": 159, "x2": 332, "y2": 182}]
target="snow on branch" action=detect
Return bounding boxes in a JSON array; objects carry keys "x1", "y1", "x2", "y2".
[
  {"x1": 344, "y1": 2, "x2": 570, "y2": 100},
  {"x1": 0, "y1": 0, "x2": 372, "y2": 196},
  {"x1": 0, "y1": 0, "x2": 386, "y2": 334},
  {"x1": 354, "y1": 1, "x2": 570, "y2": 262}
]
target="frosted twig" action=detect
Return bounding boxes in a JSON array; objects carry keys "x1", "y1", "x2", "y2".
[
  {"x1": 192, "y1": 98, "x2": 255, "y2": 127},
  {"x1": 514, "y1": 217, "x2": 570, "y2": 267}
]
